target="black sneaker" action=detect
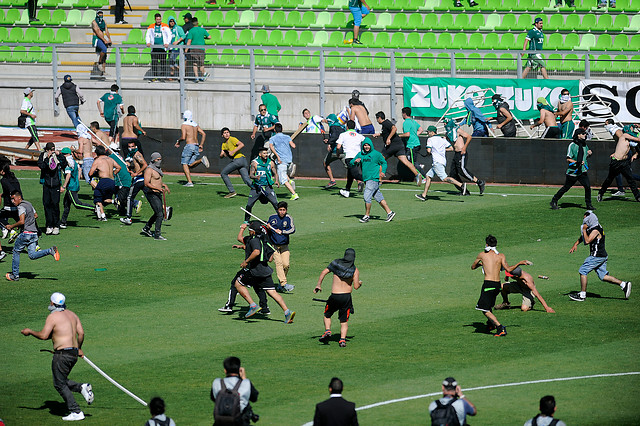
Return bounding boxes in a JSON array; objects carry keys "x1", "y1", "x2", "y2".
[
  {"x1": 586, "y1": 204, "x2": 595, "y2": 210},
  {"x1": 319, "y1": 330, "x2": 332, "y2": 343},
  {"x1": 597, "y1": 193, "x2": 603, "y2": 202},
  {"x1": 569, "y1": 292, "x2": 586, "y2": 302},
  {"x1": 353, "y1": 38, "x2": 362, "y2": 45},
  {"x1": 261, "y1": 308, "x2": 271, "y2": 315},
  {"x1": 415, "y1": 193, "x2": 427, "y2": 201},
  {"x1": 494, "y1": 325, "x2": 507, "y2": 337},
  {"x1": 454, "y1": 0, "x2": 462, "y2": 6},
  {"x1": 141, "y1": 227, "x2": 153, "y2": 237},
  {"x1": 469, "y1": 0, "x2": 478, "y2": 5},
  {"x1": 550, "y1": 200, "x2": 559, "y2": 210},
  {"x1": 622, "y1": 281, "x2": 632, "y2": 299},
  {"x1": 477, "y1": 179, "x2": 485, "y2": 195},
  {"x1": 357, "y1": 181, "x2": 364, "y2": 192},
  {"x1": 339, "y1": 339, "x2": 347, "y2": 347}
]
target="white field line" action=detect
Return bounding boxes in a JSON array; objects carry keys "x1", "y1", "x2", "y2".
[{"x1": 301, "y1": 372, "x2": 640, "y2": 426}]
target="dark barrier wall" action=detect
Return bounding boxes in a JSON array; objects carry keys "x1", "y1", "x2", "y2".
[{"x1": 141, "y1": 128, "x2": 622, "y2": 186}]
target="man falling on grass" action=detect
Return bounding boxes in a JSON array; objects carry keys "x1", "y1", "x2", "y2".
[{"x1": 314, "y1": 248, "x2": 362, "y2": 348}]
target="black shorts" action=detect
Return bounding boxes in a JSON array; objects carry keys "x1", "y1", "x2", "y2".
[
  {"x1": 475, "y1": 280, "x2": 501, "y2": 313},
  {"x1": 381, "y1": 141, "x2": 406, "y2": 159},
  {"x1": 237, "y1": 270, "x2": 275, "y2": 291},
  {"x1": 324, "y1": 293, "x2": 354, "y2": 322}
]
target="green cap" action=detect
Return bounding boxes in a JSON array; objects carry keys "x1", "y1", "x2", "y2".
[
  {"x1": 427, "y1": 125, "x2": 438, "y2": 133},
  {"x1": 61, "y1": 147, "x2": 72, "y2": 154}
]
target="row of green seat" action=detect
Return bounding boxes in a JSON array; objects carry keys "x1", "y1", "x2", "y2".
[
  {"x1": 0, "y1": 45, "x2": 54, "y2": 62},
  {"x1": 122, "y1": 27, "x2": 639, "y2": 51},
  {"x1": 0, "y1": 26, "x2": 70, "y2": 43},
  {"x1": 0, "y1": 0, "x2": 107, "y2": 7},
  {"x1": 140, "y1": 9, "x2": 640, "y2": 32}
]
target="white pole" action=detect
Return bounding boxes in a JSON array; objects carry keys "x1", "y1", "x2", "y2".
[
  {"x1": 240, "y1": 207, "x2": 268, "y2": 226},
  {"x1": 82, "y1": 356, "x2": 148, "y2": 406}
]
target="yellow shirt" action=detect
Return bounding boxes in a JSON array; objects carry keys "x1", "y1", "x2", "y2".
[{"x1": 221, "y1": 136, "x2": 244, "y2": 159}]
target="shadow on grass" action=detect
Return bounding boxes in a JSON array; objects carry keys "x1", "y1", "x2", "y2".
[
  {"x1": 15, "y1": 272, "x2": 58, "y2": 280},
  {"x1": 563, "y1": 291, "x2": 628, "y2": 301},
  {"x1": 343, "y1": 214, "x2": 383, "y2": 221},
  {"x1": 419, "y1": 195, "x2": 465, "y2": 203},
  {"x1": 310, "y1": 334, "x2": 355, "y2": 345},
  {"x1": 216, "y1": 190, "x2": 248, "y2": 198},
  {"x1": 558, "y1": 202, "x2": 586, "y2": 209},
  {"x1": 18, "y1": 400, "x2": 94, "y2": 418}
]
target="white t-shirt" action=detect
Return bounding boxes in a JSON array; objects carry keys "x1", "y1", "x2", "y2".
[
  {"x1": 604, "y1": 123, "x2": 621, "y2": 137},
  {"x1": 21, "y1": 97, "x2": 35, "y2": 126},
  {"x1": 524, "y1": 415, "x2": 567, "y2": 426},
  {"x1": 302, "y1": 115, "x2": 324, "y2": 133},
  {"x1": 427, "y1": 135, "x2": 451, "y2": 165},
  {"x1": 336, "y1": 130, "x2": 365, "y2": 159}
]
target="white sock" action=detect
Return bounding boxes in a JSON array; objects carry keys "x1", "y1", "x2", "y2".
[
  {"x1": 620, "y1": 282, "x2": 627, "y2": 288},
  {"x1": 579, "y1": 291, "x2": 586, "y2": 298}
]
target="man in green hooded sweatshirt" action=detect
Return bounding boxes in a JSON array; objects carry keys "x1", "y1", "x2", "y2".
[{"x1": 350, "y1": 139, "x2": 395, "y2": 223}]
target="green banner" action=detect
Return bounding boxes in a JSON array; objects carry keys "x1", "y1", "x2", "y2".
[{"x1": 403, "y1": 77, "x2": 580, "y2": 120}]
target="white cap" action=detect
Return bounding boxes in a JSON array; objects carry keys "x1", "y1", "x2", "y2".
[
  {"x1": 109, "y1": 142, "x2": 120, "y2": 152},
  {"x1": 51, "y1": 292, "x2": 66, "y2": 306},
  {"x1": 24, "y1": 87, "x2": 35, "y2": 96}
]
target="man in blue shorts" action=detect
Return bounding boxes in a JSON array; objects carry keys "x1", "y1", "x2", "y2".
[
  {"x1": 91, "y1": 11, "x2": 111, "y2": 77},
  {"x1": 88, "y1": 145, "x2": 120, "y2": 221},
  {"x1": 175, "y1": 110, "x2": 209, "y2": 187},
  {"x1": 347, "y1": 0, "x2": 372, "y2": 45}
]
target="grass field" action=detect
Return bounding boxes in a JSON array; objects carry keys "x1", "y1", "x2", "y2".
[{"x1": 1, "y1": 170, "x2": 639, "y2": 425}]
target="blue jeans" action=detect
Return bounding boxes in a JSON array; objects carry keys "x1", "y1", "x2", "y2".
[
  {"x1": 12, "y1": 232, "x2": 52, "y2": 278},
  {"x1": 65, "y1": 105, "x2": 81, "y2": 128}
]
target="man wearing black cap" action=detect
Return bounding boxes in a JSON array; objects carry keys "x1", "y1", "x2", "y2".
[
  {"x1": 314, "y1": 248, "x2": 362, "y2": 347},
  {"x1": 429, "y1": 377, "x2": 476, "y2": 426},
  {"x1": 522, "y1": 18, "x2": 548, "y2": 79},
  {"x1": 181, "y1": 13, "x2": 194, "y2": 34},
  {"x1": 550, "y1": 128, "x2": 594, "y2": 210},
  {"x1": 55, "y1": 75, "x2": 86, "y2": 128}
]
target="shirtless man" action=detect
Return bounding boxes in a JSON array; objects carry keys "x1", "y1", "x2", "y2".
[
  {"x1": 89, "y1": 121, "x2": 110, "y2": 149},
  {"x1": 348, "y1": 98, "x2": 374, "y2": 134},
  {"x1": 121, "y1": 105, "x2": 146, "y2": 153},
  {"x1": 77, "y1": 123, "x2": 94, "y2": 183},
  {"x1": 21, "y1": 292, "x2": 93, "y2": 422},
  {"x1": 597, "y1": 121, "x2": 640, "y2": 202},
  {"x1": 314, "y1": 248, "x2": 362, "y2": 348},
  {"x1": 88, "y1": 145, "x2": 120, "y2": 221},
  {"x1": 555, "y1": 89, "x2": 575, "y2": 139},
  {"x1": 447, "y1": 120, "x2": 486, "y2": 195},
  {"x1": 495, "y1": 261, "x2": 555, "y2": 313},
  {"x1": 174, "y1": 110, "x2": 209, "y2": 187},
  {"x1": 120, "y1": 140, "x2": 147, "y2": 225},
  {"x1": 142, "y1": 152, "x2": 169, "y2": 240},
  {"x1": 471, "y1": 235, "x2": 518, "y2": 337},
  {"x1": 531, "y1": 97, "x2": 560, "y2": 139},
  {"x1": 91, "y1": 10, "x2": 111, "y2": 76}
]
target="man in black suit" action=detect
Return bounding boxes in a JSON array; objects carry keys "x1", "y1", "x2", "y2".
[{"x1": 313, "y1": 377, "x2": 358, "y2": 426}]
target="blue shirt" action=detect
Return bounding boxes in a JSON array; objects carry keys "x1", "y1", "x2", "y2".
[
  {"x1": 268, "y1": 213, "x2": 295, "y2": 245},
  {"x1": 269, "y1": 133, "x2": 293, "y2": 164}
]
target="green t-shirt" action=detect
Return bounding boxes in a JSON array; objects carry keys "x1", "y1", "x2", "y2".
[
  {"x1": 64, "y1": 157, "x2": 80, "y2": 192},
  {"x1": 403, "y1": 118, "x2": 422, "y2": 149},
  {"x1": 261, "y1": 93, "x2": 281, "y2": 116},
  {"x1": 110, "y1": 154, "x2": 132, "y2": 187},
  {"x1": 153, "y1": 24, "x2": 164, "y2": 45},
  {"x1": 253, "y1": 157, "x2": 274, "y2": 186},
  {"x1": 566, "y1": 142, "x2": 589, "y2": 176},
  {"x1": 92, "y1": 17, "x2": 106, "y2": 46},
  {"x1": 526, "y1": 28, "x2": 544, "y2": 51},
  {"x1": 100, "y1": 92, "x2": 123, "y2": 122},
  {"x1": 186, "y1": 26, "x2": 209, "y2": 46},
  {"x1": 348, "y1": 0, "x2": 362, "y2": 7}
]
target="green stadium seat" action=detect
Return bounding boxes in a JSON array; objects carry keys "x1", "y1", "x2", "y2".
[
  {"x1": 595, "y1": 34, "x2": 612, "y2": 50},
  {"x1": 265, "y1": 11, "x2": 285, "y2": 27},
  {"x1": 340, "y1": 51, "x2": 356, "y2": 68},
  {"x1": 484, "y1": 32, "x2": 499, "y2": 49},
  {"x1": 437, "y1": 32, "x2": 452, "y2": 48},
  {"x1": 234, "y1": 49, "x2": 250, "y2": 66},
  {"x1": 517, "y1": 0, "x2": 534, "y2": 11},
  {"x1": 0, "y1": 46, "x2": 11, "y2": 62},
  {"x1": 65, "y1": 9, "x2": 83, "y2": 26},
  {"x1": 24, "y1": 27, "x2": 39, "y2": 43},
  {"x1": 3, "y1": 8, "x2": 21, "y2": 25},
  {"x1": 301, "y1": 10, "x2": 316, "y2": 26},
  {"x1": 312, "y1": 0, "x2": 332, "y2": 9},
  {"x1": 595, "y1": 14, "x2": 614, "y2": 31},
  {"x1": 397, "y1": 52, "x2": 418, "y2": 69},
  {"x1": 292, "y1": 49, "x2": 308, "y2": 67},
  {"x1": 0, "y1": 26, "x2": 7, "y2": 42},
  {"x1": 454, "y1": 53, "x2": 468, "y2": 70},
  {"x1": 388, "y1": 12, "x2": 408, "y2": 29},
  {"x1": 326, "y1": 11, "x2": 346, "y2": 28},
  {"x1": 624, "y1": 14, "x2": 640, "y2": 31},
  {"x1": 327, "y1": 0, "x2": 347, "y2": 10},
  {"x1": 564, "y1": 33, "x2": 579, "y2": 49},
  {"x1": 480, "y1": 13, "x2": 500, "y2": 30},
  {"x1": 221, "y1": 28, "x2": 237, "y2": 44},
  {"x1": 576, "y1": 33, "x2": 596, "y2": 50},
  {"x1": 498, "y1": 32, "x2": 515, "y2": 50},
  {"x1": 546, "y1": 14, "x2": 563, "y2": 31},
  {"x1": 407, "y1": 13, "x2": 422, "y2": 30},
  {"x1": 25, "y1": 46, "x2": 42, "y2": 63},
  {"x1": 204, "y1": 48, "x2": 218, "y2": 65},
  {"x1": 238, "y1": 28, "x2": 253, "y2": 45},
  {"x1": 286, "y1": 10, "x2": 302, "y2": 26},
  {"x1": 311, "y1": 30, "x2": 328, "y2": 46},
  {"x1": 466, "y1": 53, "x2": 483, "y2": 70},
  {"x1": 373, "y1": 52, "x2": 390, "y2": 69},
  {"x1": 7, "y1": 27, "x2": 23, "y2": 43},
  {"x1": 357, "y1": 52, "x2": 372, "y2": 69},
  {"x1": 266, "y1": 29, "x2": 283, "y2": 45},
  {"x1": 389, "y1": 32, "x2": 405, "y2": 48},
  {"x1": 281, "y1": 50, "x2": 296, "y2": 67},
  {"x1": 452, "y1": 13, "x2": 469, "y2": 30},
  {"x1": 206, "y1": 28, "x2": 222, "y2": 44},
  {"x1": 42, "y1": 0, "x2": 61, "y2": 6},
  {"x1": 217, "y1": 48, "x2": 233, "y2": 65},
  {"x1": 324, "y1": 51, "x2": 340, "y2": 68},
  {"x1": 469, "y1": 13, "x2": 485, "y2": 29},
  {"x1": 255, "y1": 10, "x2": 271, "y2": 26},
  {"x1": 436, "y1": 53, "x2": 451, "y2": 70},
  {"x1": 0, "y1": 10, "x2": 7, "y2": 25},
  {"x1": 565, "y1": 53, "x2": 580, "y2": 72},
  {"x1": 40, "y1": 27, "x2": 56, "y2": 43},
  {"x1": 496, "y1": 13, "x2": 516, "y2": 30},
  {"x1": 516, "y1": 13, "x2": 533, "y2": 31},
  {"x1": 422, "y1": 31, "x2": 437, "y2": 48},
  {"x1": 515, "y1": 32, "x2": 527, "y2": 49},
  {"x1": 253, "y1": 49, "x2": 269, "y2": 66},
  {"x1": 610, "y1": 54, "x2": 626, "y2": 73},
  {"x1": 480, "y1": 53, "x2": 498, "y2": 70},
  {"x1": 546, "y1": 33, "x2": 562, "y2": 50},
  {"x1": 283, "y1": 29, "x2": 298, "y2": 45},
  {"x1": 418, "y1": 52, "x2": 434, "y2": 69},
  {"x1": 261, "y1": 49, "x2": 278, "y2": 67},
  {"x1": 406, "y1": 32, "x2": 421, "y2": 47},
  {"x1": 121, "y1": 47, "x2": 139, "y2": 65},
  {"x1": 8, "y1": 46, "x2": 27, "y2": 63},
  {"x1": 610, "y1": 14, "x2": 629, "y2": 31},
  {"x1": 591, "y1": 54, "x2": 611, "y2": 73},
  {"x1": 421, "y1": 12, "x2": 437, "y2": 30},
  {"x1": 612, "y1": 34, "x2": 629, "y2": 50},
  {"x1": 499, "y1": 53, "x2": 516, "y2": 70},
  {"x1": 142, "y1": 11, "x2": 160, "y2": 27},
  {"x1": 223, "y1": 9, "x2": 239, "y2": 26},
  {"x1": 627, "y1": 34, "x2": 640, "y2": 51},
  {"x1": 546, "y1": 53, "x2": 561, "y2": 71},
  {"x1": 253, "y1": 29, "x2": 268, "y2": 44},
  {"x1": 373, "y1": 32, "x2": 390, "y2": 48},
  {"x1": 50, "y1": 9, "x2": 67, "y2": 25},
  {"x1": 311, "y1": 11, "x2": 330, "y2": 28},
  {"x1": 298, "y1": 30, "x2": 314, "y2": 46},
  {"x1": 33, "y1": 9, "x2": 50, "y2": 25},
  {"x1": 418, "y1": 0, "x2": 438, "y2": 10},
  {"x1": 357, "y1": 31, "x2": 374, "y2": 45},
  {"x1": 238, "y1": 10, "x2": 255, "y2": 26},
  {"x1": 194, "y1": 11, "x2": 209, "y2": 27},
  {"x1": 435, "y1": 13, "x2": 454, "y2": 30},
  {"x1": 369, "y1": 11, "x2": 389, "y2": 29},
  {"x1": 452, "y1": 32, "x2": 468, "y2": 49},
  {"x1": 300, "y1": 0, "x2": 318, "y2": 8},
  {"x1": 139, "y1": 48, "x2": 151, "y2": 65},
  {"x1": 327, "y1": 31, "x2": 345, "y2": 46},
  {"x1": 564, "y1": 13, "x2": 580, "y2": 31},
  {"x1": 581, "y1": 13, "x2": 596, "y2": 30},
  {"x1": 469, "y1": 33, "x2": 484, "y2": 49}
]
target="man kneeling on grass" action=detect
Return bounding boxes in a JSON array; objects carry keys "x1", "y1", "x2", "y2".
[{"x1": 350, "y1": 139, "x2": 395, "y2": 223}]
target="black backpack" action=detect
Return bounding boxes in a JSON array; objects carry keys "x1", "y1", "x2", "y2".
[
  {"x1": 431, "y1": 398, "x2": 460, "y2": 426},
  {"x1": 214, "y1": 378, "x2": 243, "y2": 425},
  {"x1": 532, "y1": 414, "x2": 559, "y2": 426},
  {"x1": 150, "y1": 416, "x2": 172, "y2": 426}
]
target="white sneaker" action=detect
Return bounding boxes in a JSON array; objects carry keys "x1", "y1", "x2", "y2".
[
  {"x1": 62, "y1": 411, "x2": 85, "y2": 421},
  {"x1": 622, "y1": 281, "x2": 632, "y2": 299},
  {"x1": 339, "y1": 189, "x2": 350, "y2": 198},
  {"x1": 184, "y1": 182, "x2": 194, "y2": 187},
  {"x1": 80, "y1": 383, "x2": 94, "y2": 405},
  {"x1": 52, "y1": 227, "x2": 60, "y2": 235},
  {"x1": 0, "y1": 250, "x2": 6, "y2": 261},
  {"x1": 201, "y1": 155, "x2": 210, "y2": 168},
  {"x1": 1, "y1": 226, "x2": 8, "y2": 239},
  {"x1": 612, "y1": 190, "x2": 625, "y2": 197},
  {"x1": 119, "y1": 217, "x2": 132, "y2": 225},
  {"x1": 46, "y1": 227, "x2": 53, "y2": 235}
]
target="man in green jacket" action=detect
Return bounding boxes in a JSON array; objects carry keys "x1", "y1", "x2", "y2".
[
  {"x1": 350, "y1": 139, "x2": 395, "y2": 223},
  {"x1": 550, "y1": 128, "x2": 594, "y2": 210}
]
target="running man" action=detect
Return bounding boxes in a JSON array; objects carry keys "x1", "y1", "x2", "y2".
[
  {"x1": 415, "y1": 126, "x2": 466, "y2": 201},
  {"x1": 20, "y1": 292, "x2": 93, "y2": 422},
  {"x1": 244, "y1": 147, "x2": 279, "y2": 223},
  {"x1": 348, "y1": 98, "x2": 374, "y2": 134},
  {"x1": 88, "y1": 145, "x2": 120, "y2": 221},
  {"x1": 120, "y1": 139, "x2": 147, "y2": 225},
  {"x1": 120, "y1": 105, "x2": 146, "y2": 154},
  {"x1": 398, "y1": 107, "x2": 429, "y2": 183},
  {"x1": 233, "y1": 221, "x2": 295, "y2": 324},
  {"x1": 220, "y1": 127, "x2": 252, "y2": 199},
  {"x1": 269, "y1": 123, "x2": 300, "y2": 201},
  {"x1": 175, "y1": 110, "x2": 209, "y2": 187},
  {"x1": 568, "y1": 210, "x2": 632, "y2": 302},
  {"x1": 597, "y1": 120, "x2": 640, "y2": 202},
  {"x1": 445, "y1": 119, "x2": 486, "y2": 195},
  {"x1": 337, "y1": 120, "x2": 365, "y2": 198},
  {"x1": 490, "y1": 94, "x2": 516, "y2": 137},
  {"x1": 322, "y1": 114, "x2": 347, "y2": 188},
  {"x1": 20, "y1": 87, "x2": 41, "y2": 150},
  {"x1": 267, "y1": 201, "x2": 296, "y2": 293},
  {"x1": 97, "y1": 84, "x2": 124, "y2": 143},
  {"x1": 531, "y1": 98, "x2": 560, "y2": 139},
  {"x1": 314, "y1": 248, "x2": 362, "y2": 347},
  {"x1": 373, "y1": 111, "x2": 422, "y2": 185},
  {"x1": 142, "y1": 152, "x2": 170, "y2": 240},
  {"x1": 5, "y1": 190, "x2": 60, "y2": 282},
  {"x1": 495, "y1": 261, "x2": 556, "y2": 313},
  {"x1": 60, "y1": 147, "x2": 93, "y2": 228},
  {"x1": 350, "y1": 139, "x2": 395, "y2": 223},
  {"x1": 556, "y1": 88, "x2": 575, "y2": 139},
  {"x1": 471, "y1": 235, "x2": 510, "y2": 336},
  {"x1": 550, "y1": 128, "x2": 594, "y2": 210}
]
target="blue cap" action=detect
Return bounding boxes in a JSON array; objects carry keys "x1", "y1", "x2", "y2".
[{"x1": 534, "y1": 17, "x2": 543, "y2": 24}]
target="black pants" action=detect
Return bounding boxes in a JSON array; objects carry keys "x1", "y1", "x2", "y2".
[
  {"x1": 598, "y1": 158, "x2": 640, "y2": 200},
  {"x1": 345, "y1": 158, "x2": 363, "y2": 192},
  {"x1": 61, "y1": 190, "x2": 93, "y2": 224},
  {"x1": 407, "y1": 146, "x2": 429, "y2": 177},
  {"x1": 225, "y1": 270, "x2": 269, "y2": 310},
  {"x1": 52, "y1": 349, "x2": 83, "y2": 414},
  {"x1": 114, "y1": 0, "x2": 125, "y2": 22},
  {"x1": 145, "y1": 190, "x2": 163, "y2": 235},
  {"x1": 552, "y1": 173, "x2": 592, "y2": 205},
  {"x1": 450, "y1": 151, "x2": 478, "y2": 183},
  {"x1": 105, "y1": 119, "x2": 118, "y2": 138},
  {"x1": 150, "y1": 48, "x2": 167, "y2": 77},
  {"x1": 42, "y1": 185, "x2": 61, "y2": 228},
  {"x1": 244, "y1": 186, "x2": 278, "y2": 222},
  {"x1": 115, "y1": 186, "x2": 129, "y2": 216},
  {"x1": 126, "y1": 180, "x2": 145, "y2": 218},
  {"x1": 27, "y1": 0, "x2": 37, "y2": 19}
]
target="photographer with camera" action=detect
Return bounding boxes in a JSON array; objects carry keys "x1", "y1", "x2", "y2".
[
  {"x1": 211, "y1": 356, "x2": 259, "y2": 426},
  {"x1": 429, "y1": 377, "x2": 476, "y2": 426}
]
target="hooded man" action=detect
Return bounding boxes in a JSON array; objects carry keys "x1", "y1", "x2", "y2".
[
  {"x1": 55, "y1": 75, "x2": 86, "y2": 128},
  {"x1": 531, "y1": 97, "x2": 560, "y2": 139},
  {"x1": 60, "y1": 147, "x2": 94, "y2": 229},
  {"x1": 322, "y1": 113, "x2": 347, "y2": 188},
  {"x1": 142, "y1": 152, "x2": 170, "y2": 240},
  {"x1": 167, "y1": 16, "x2": 186, "y2": 79},
  {"x1": 349, "y1": 139, "x2": 395, "y2": 223},
  {"x1": 569, "y1": 211, "x2": 631, "y2": 302},
  {"x1": 175, "y1": 110, "x2": 209, "y2": 187},
  {"x1": 145, "y1": 13, "x2": 171, "y2": 80},
  {"x1": 314, "y1": 248, "x2": 362, "y2": 348},
  {"x1": 490, "y1": 94, "x2": 516, "y2": 137},
  {"x1": 464, "y1": 97, "x2": 490, "y2": 137},
  {"x1": 550, "y1": 128, "x2": 594, "y2": 210}
]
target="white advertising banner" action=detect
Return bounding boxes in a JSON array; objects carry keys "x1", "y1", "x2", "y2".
[{"x1": 581, "y1": 79, "x2": 640, "y2": 123}]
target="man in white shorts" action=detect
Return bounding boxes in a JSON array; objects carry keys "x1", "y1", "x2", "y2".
[{"x1": 416, "y1": 126, "x2": 466, "y2": 201}]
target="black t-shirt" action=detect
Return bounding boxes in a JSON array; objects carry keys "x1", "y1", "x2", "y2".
[
  {"x1": 1, "y1": 175, "x2": 20, "y2": 208},
  {"x1": 588, "y1": 225, "x2": 607, "y2": 258},
  {"x1": 243, "y1": 235, "x2": 273, "y2": 277},
  {"x1": 380, "y1": 119, "x2": 402, "y2": 145},
  {"x1": 496, "y1": 104, "x2": 517, "y2": 136}
]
